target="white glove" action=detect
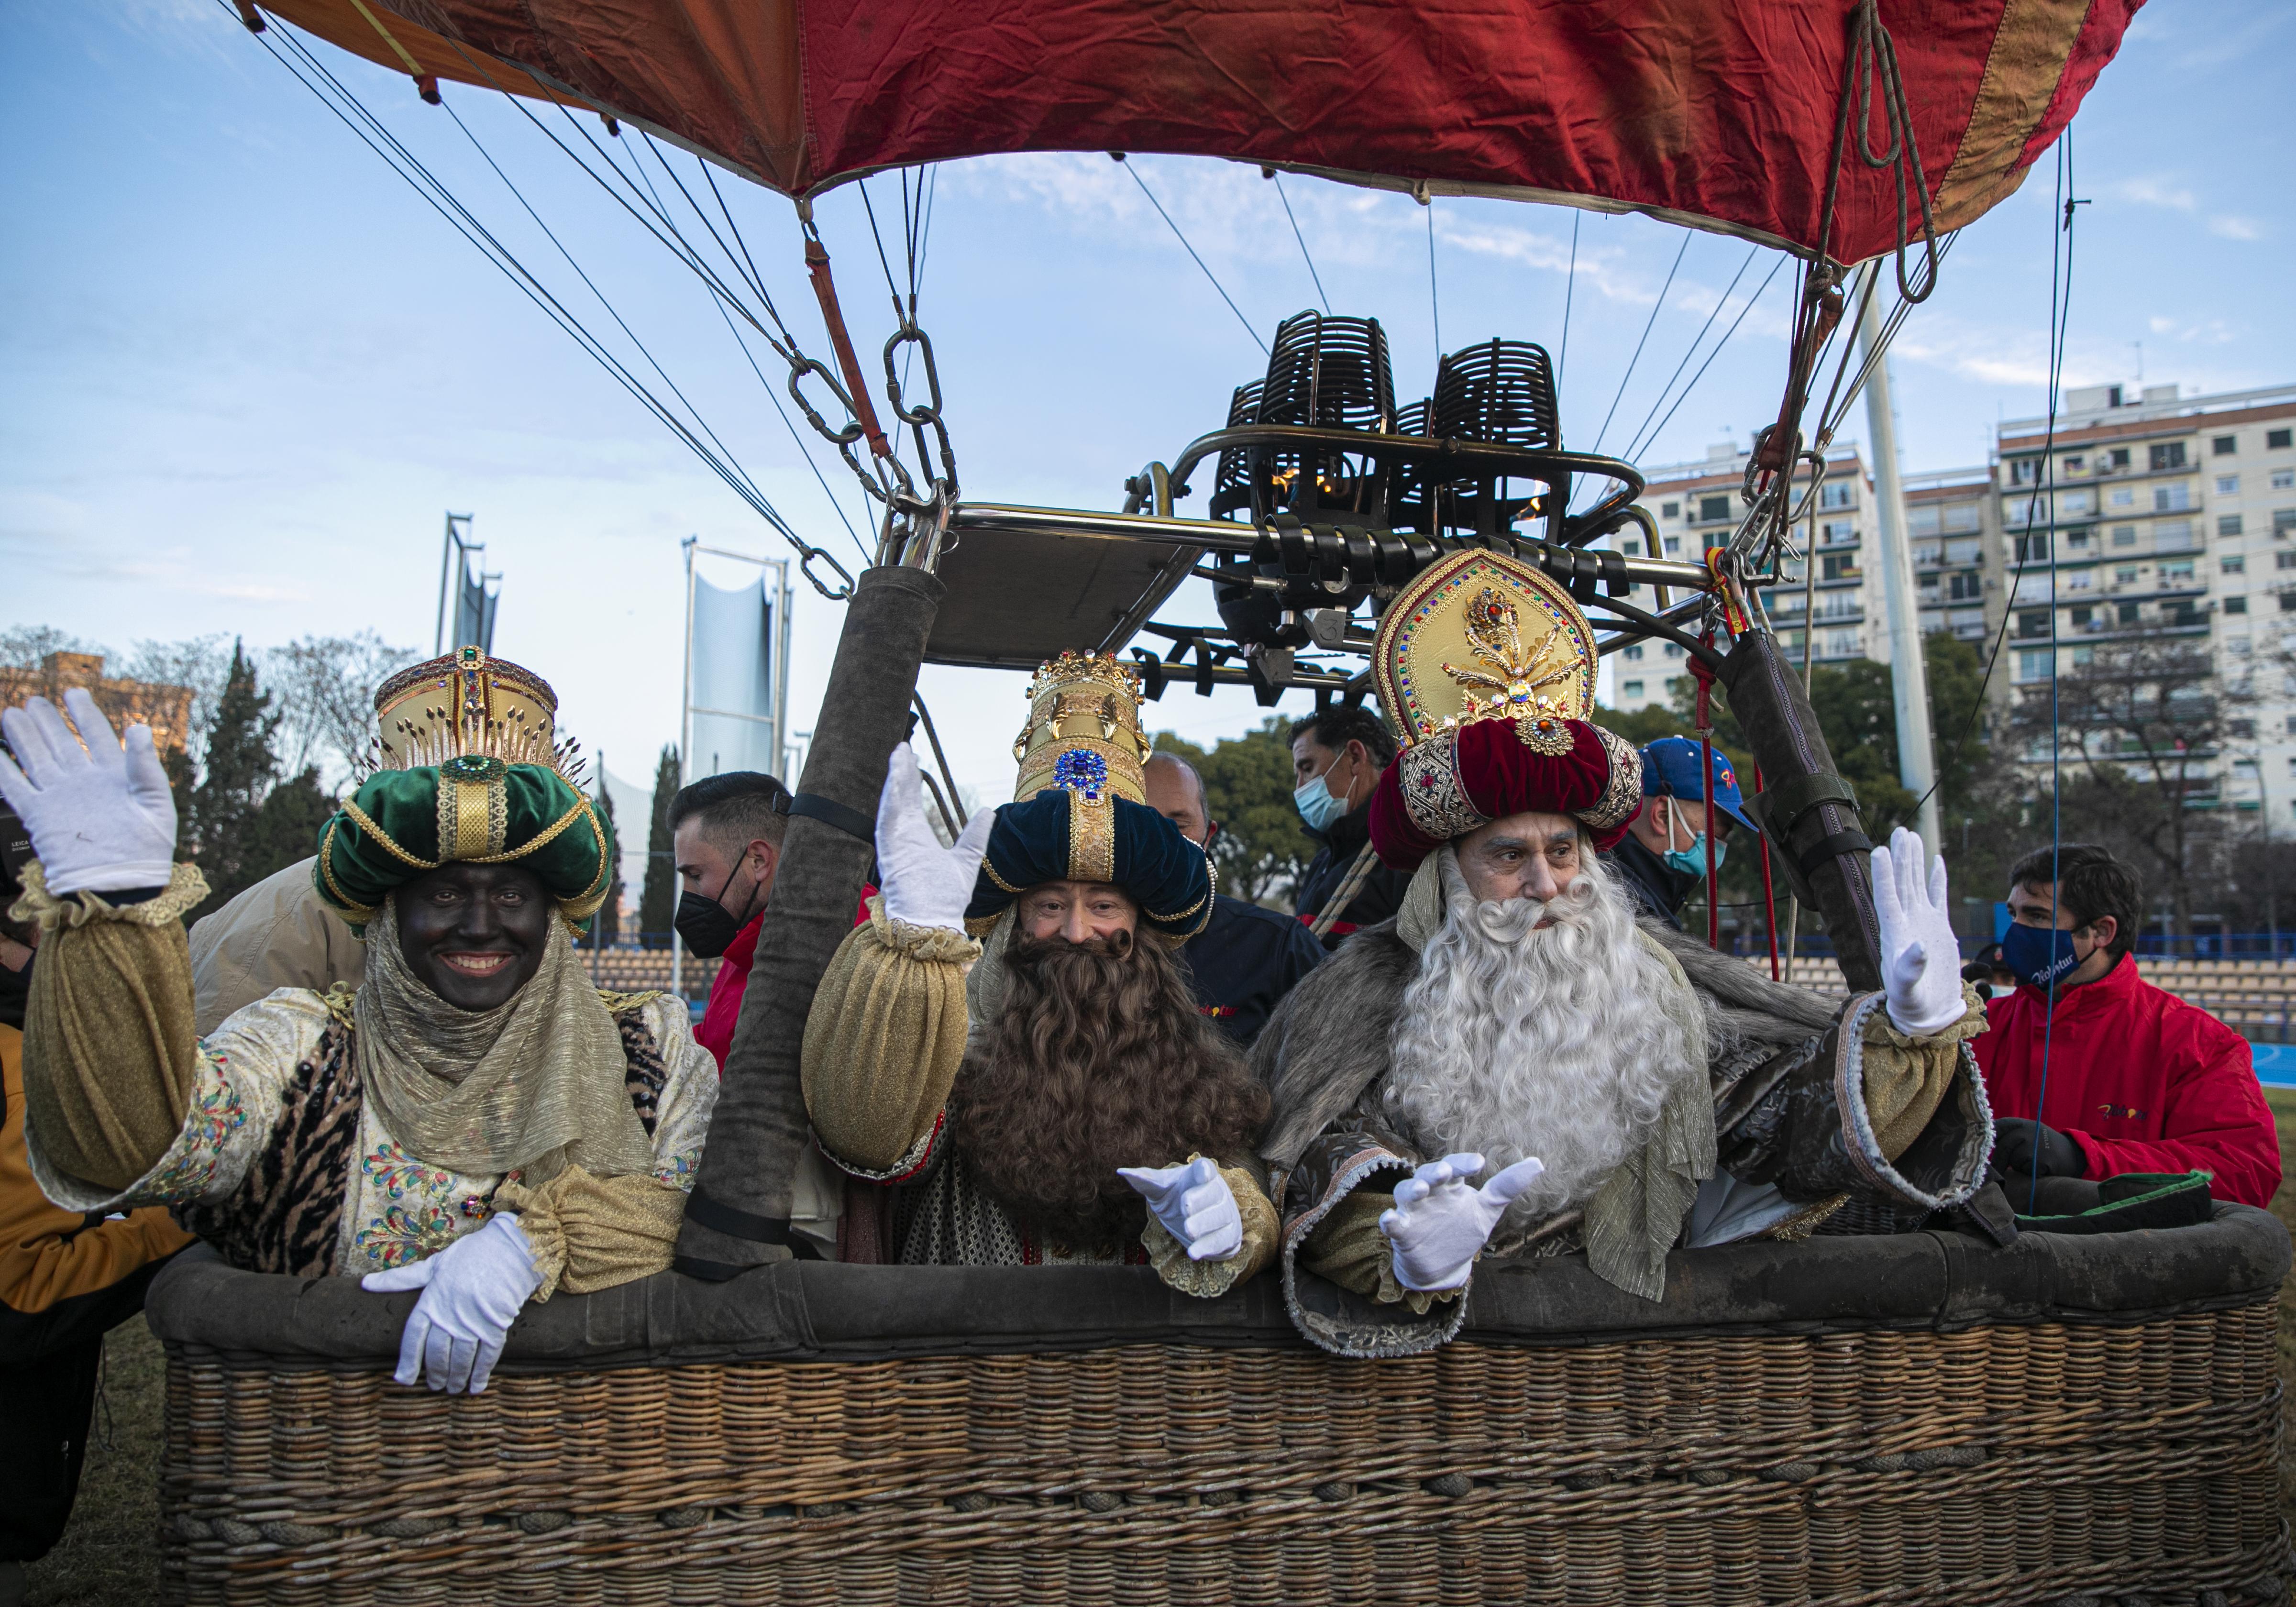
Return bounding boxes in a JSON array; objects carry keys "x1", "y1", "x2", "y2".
[
  {"x1": 1118, "y1": 1156, "x2": 1244, "y2": 1262},
  {"x1": 1872, "y1": 826, "x2": 1966, "y2": 1036},
  {"x1": 0, "y1": 689, "x2": 178, "y2": 894},
  {"x1": 1379, "y1": 1152, "x2": 1546, "y2": 1293},
  {"x1": 876, "y1": 742, "x2": 995, "y2": 930},
  {"x1": 360, "y1": 1212, "x2": 541, "y2": 1394}
]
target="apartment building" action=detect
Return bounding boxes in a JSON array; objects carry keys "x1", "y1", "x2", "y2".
[
  {"x1": 1905, "y1": 466, "x2": 2008, "y2": 649},
  {"x1": 1602, "y1": 443, "x2": 1886, "y2": 713},
  {"x1": 1995, "y1": 380, "x2": 2296, "y2": 817}
]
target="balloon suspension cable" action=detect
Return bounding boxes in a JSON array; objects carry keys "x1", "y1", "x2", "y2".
[
  {"x1": 1744, "y1": 0, "x2": 1939, "y2": 574},
  {"x1": 2032, "y1": 134, "x2": 2081, "y2": 1214},
  {"x1": 911, "y1": 692, "x2": 968, "y2": 829},
  {"x1": 226, "y1": 2, "x2": 860, "y2": 601},
  {"x1": 1694, "y1": 638, "x2": 1722, "y2": 953},
  {"x1": 1755, "y1": 764, "x2": 1781, "y2": 981}
]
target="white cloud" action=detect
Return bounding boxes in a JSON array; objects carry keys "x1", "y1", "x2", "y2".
[
  {"x1": 2114, "y1": 176, "x2": 2197, "y2": 212},
  {"x1": 2209, "y1": 214, "x2": 2265, "y2": 241}
]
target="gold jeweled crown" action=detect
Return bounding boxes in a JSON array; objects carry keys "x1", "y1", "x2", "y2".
[
  {"x1": 363, "y1": 645, "x2": 587, "y2": 785},
  {"x1": 1010, "y1": 649, "x2": 1152, "y2": 804},
  {"x1": 1372, "y1": 550, "x2": 1598, "y2": 758}
]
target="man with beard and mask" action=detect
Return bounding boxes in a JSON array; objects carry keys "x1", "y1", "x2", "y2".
[
  {"x1": 1252, "y1": 551, "x2": 1993, "y2": 1358},
  {"x1": 1, "y1": 650, "x2": 718, "y2": 1397},
  {"x1": 800, "y1": 652, "x2": 1278, "y2": 1289}
]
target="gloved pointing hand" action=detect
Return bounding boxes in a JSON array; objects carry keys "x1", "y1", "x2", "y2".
[
  {"x1": 875, "y1": 743, "x2": 996, "y2": 931},
  {"x1": 0, "y1": 689, "x2": 178, "y2": 895},
  {"x1": 1118, "y1": 1156, "x2": 1244, "y2": 1262},
  {"x1": 1379, "y1": 1152, "x2": 1545, "y2": 1293},
  {"x1": 1872, "y1": 826, "x2": 1967, "y2": 1037},
  {"x1": 360, "y1": 1212, "x2": 542, "y2": 1395}
]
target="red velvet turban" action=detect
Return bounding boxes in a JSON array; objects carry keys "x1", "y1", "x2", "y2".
[{"x1": 1368, "y1": 718, "x2": 1644, "y2": 871}]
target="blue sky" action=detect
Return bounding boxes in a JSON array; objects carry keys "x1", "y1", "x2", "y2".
[{"x1": 5, "y1": 1, "x2": 2289, "y2": 810}]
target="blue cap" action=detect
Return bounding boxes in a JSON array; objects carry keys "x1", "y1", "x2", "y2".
[{"x1": 1639, "y1": 737, "x2": 1758, "y2": 836}]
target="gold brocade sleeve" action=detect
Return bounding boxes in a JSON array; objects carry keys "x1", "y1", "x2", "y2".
[
  {"x1": 1860, "y1": 984, "x2": 1988, "y2": 1161},
  {"x1": 1141, "y1": 1158, "x2": 1279, "y2": 1298},
  {"x1": 799, "y1": 903, "x2": 980, "y2": 1177},
  {"x1": 496, "y1": 1164, "x2": 687, "y2": 1300},
  {"x1": 13, "y1": 863, "x2": 211, "y2": 1193},
  {"x1": 1296, "y1": 1187, "x2": 1461, "y2": 1316}
]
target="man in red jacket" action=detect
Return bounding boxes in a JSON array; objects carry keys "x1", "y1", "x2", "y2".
[{"x1": 1975, "y1": 842, "x2": 2281, "y2": 1209}]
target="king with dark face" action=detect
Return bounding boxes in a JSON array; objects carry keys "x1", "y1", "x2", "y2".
[
  {"x1": 2, "y1": 650, "x2": 723, "y2": 1399},
  {"x1": 800, "y1": 651, "x2": 1278, "y2": 1287}
]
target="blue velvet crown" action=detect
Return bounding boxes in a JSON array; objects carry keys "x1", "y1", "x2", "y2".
[{"x1": 966, "y1": 788, "x2": 1214, "y2": 939}]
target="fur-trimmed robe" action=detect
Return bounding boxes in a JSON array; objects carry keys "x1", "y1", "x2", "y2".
[{"x1": 1249, "y1": 918, "x2": 1992, "y2": 1357}]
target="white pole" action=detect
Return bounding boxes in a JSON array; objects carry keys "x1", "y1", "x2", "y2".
[
  {"x1": 1857, "y1": 270, "x2": 1943, "y2": 851},
  {"x1": 674, "y1": 537, "x2": 696, "y2": 1002}
]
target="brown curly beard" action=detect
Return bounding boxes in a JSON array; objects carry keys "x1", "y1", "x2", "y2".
[{"x1": 948, "y1": 927, "x2": 1270, "y2": 1255}]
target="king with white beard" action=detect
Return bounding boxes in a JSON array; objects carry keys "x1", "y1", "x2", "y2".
[{"x1": 1251, "y1": 551, "x2": 1994, "y2": 1359}]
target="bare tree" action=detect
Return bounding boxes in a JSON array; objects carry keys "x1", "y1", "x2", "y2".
[
  {"x1": 265, "y1": 634, "x2": 424, "y2": 789},
  {"x1": 2009, "y1": 631, "x2": 2272, "y2": 937},
  {"x1": 0, "y1": 624, "x2": 106, "y2": 669},
  {"x1": 121, "y1": 636, "x2": 233, "y2": 758}
]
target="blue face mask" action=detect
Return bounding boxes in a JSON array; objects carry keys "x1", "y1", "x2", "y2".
[
  {"x1": 1294, "y1": 770, "x2": 1349, "y2": 832},
  {"x1": 1661, "y1": 834, "x2": 1725, "y2": 878},
  {"x1": 2000, "y1": 922, "x2": 2082, "y2": 990},
  {"x1": 1655, "y1": 806, "x2": 1725, "y2": 878}
]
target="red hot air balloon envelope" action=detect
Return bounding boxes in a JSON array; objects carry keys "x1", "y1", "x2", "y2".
[{"x1": 258, "y1": 0, "x2": 2138, "y2": 264}]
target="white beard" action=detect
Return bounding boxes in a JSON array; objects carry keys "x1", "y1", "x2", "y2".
[{"x1": 1382, "y1": 847, "x2": 1704, "y2": 1221}]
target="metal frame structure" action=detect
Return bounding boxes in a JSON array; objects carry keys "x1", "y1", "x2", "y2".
[{"x1": 673, "y1": 536, "x2": 796, "y2": 995}]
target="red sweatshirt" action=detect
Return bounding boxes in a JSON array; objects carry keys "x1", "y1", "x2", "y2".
[
  {"x1": 1973, "y1": 953, "x2": 2282, "y2": 1208},
  {"x1": 695, "y1": 890, "x2": 877, "y2": 1072}
]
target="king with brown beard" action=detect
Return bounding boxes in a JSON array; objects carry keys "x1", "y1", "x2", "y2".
[{"x1": 799, "y1": 652, "x2": 1278, "y2": 1292}]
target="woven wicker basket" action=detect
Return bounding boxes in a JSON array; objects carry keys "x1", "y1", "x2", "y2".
[{"x1": 147, "y1": 1211, "x2": 2295, "y2": 1606}]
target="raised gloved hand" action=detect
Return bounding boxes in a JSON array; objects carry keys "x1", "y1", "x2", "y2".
[
  {"x1": 875, "y1": 742, "x2": 996, "y2": 931},
  {"x1": 1118, "y1": 1156, "x2": 1244, "y2": 1262},
  {"x1": 1872, "y1": 826, "x2": 1967, "y2": 1037},
  {"x1": 1379, "y1": 1152, "x2": 1546, "y2": 1293},
  {"x1": 360, "y1": 1212, "x2": 541, "y2": 1394},
  {"x1": 1989, "y1": 1117, "x2": 2086, "y2": 1187},
  {"x1": 0, "y1": 689, "x2": 177, "y2": 895}
]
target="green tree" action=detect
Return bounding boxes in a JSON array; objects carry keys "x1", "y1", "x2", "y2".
[
  {"x1": 1153, "y1": 717, "x2": 1316, "y2": 907},
  {"x1": 185, "y1": 644, "x2": 316, "y2": 920},
  {"x1": 639, "y1": 746, "x2": 680, "y2": 949},
  {"x1": 592, "y1": 782, "x2": 623, "y2": 948}
]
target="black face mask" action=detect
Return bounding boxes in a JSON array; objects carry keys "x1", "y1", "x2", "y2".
[{"x1": 673, "y1": 862, "x2": 759, "y2": 960}]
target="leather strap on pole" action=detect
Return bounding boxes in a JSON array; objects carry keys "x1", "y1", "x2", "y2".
[
  {"x1": 803, "y1": 236, "x2": 893, "y2": 460},
  {"x1": 776, "y1": 791, "x2": 874, "y2": 842}
]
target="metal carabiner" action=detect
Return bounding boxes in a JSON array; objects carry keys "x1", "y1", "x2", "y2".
[{"x1": 797, "y1": 543, "x2": 857, "y2": 600}]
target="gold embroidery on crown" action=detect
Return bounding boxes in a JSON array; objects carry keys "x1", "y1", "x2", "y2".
[{"x1": 1437, "y1": 587, "x2": 1579, "y2": 751}]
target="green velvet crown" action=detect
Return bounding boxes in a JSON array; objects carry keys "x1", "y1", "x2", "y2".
[{"x1": 313, "y1": 757, "x2": 615, "y2": 926}]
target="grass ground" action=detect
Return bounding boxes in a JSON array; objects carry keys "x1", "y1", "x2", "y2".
[
  {"x1": 23, "y1": 1317, "x2": 167, "y2": 1606},
  {"x1": 26, "y1": 1099, "x2": 2296, "y2": 1605}
]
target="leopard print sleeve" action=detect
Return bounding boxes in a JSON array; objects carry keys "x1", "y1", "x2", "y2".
[{"x1": 620, "y1": 994, "x2": 718, "y2": 1194}]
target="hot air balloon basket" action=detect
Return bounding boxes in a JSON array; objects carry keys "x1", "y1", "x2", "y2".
[{"x1": 145, "y1": 1216, "x2": 2292, "y2": 1606}]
